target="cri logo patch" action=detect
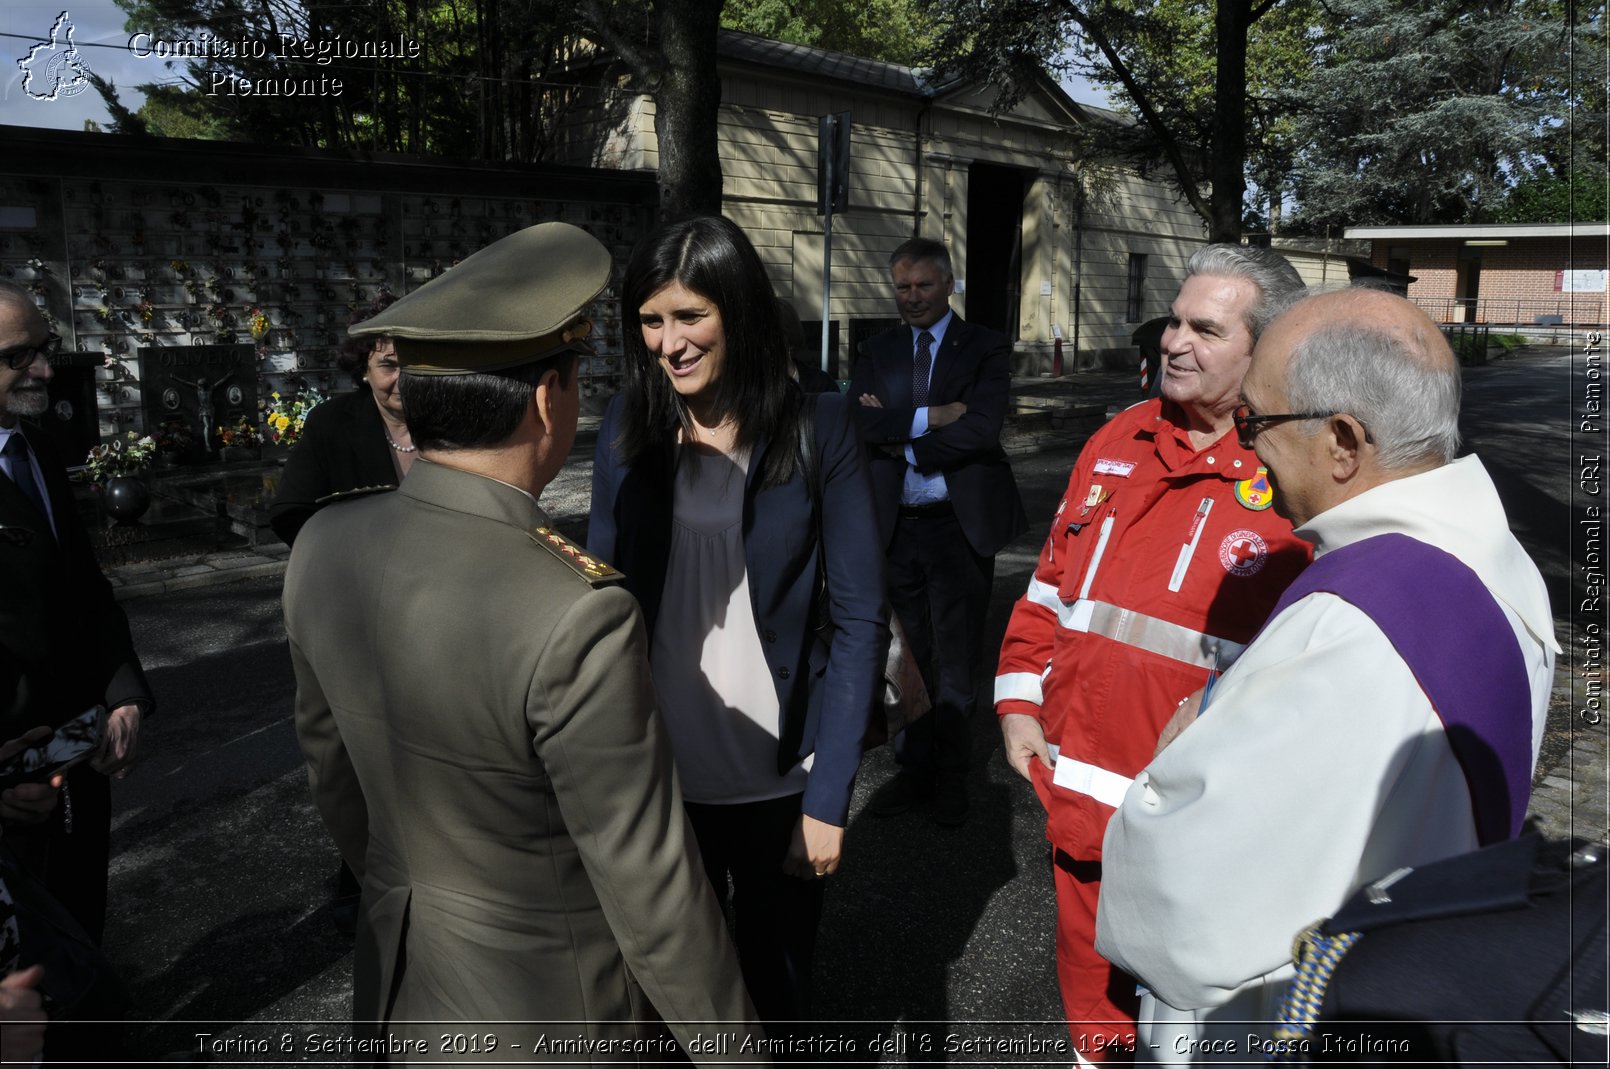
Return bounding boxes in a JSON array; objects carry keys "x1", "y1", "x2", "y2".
[{"x1": 1218, "y1": 529, "x2": 1268, "y2": 576}]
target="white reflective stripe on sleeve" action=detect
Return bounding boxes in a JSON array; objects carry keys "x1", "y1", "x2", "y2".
[
  {"x1": 1026, "y1": 576, "x2": 1065, "y2": 615},
  {"x1": 1052, "y1": 754, "x2": 1135, "y2": 809},
  {"x1": 994, "y1": 671, "x2": 1044, "y2": 705},
  {"x1": 1027, "y1": 578, "x2": 1089, "y2": 631}
]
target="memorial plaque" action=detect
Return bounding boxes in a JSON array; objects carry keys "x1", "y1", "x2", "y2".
[{"x1": 138, "y1": 344, "x2": 259, "y2": 461}]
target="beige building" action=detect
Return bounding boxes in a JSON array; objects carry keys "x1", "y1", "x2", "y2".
[{"x1": 562, "y1": 31, "x2": 1218, "y2": 375}]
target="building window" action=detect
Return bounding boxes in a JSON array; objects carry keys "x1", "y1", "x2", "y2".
[
  {"x1": 1126, "y1": 253, "x2": 1148, "y2": 322},
  {"x1": 1388, "y1": 246, "x2": 1411, "y2": 278}
]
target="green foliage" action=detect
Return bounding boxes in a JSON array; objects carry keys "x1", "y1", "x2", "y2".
[
  {"x1": 722, "y1": 0, "x2": 935, "y2": 63},
  {"x1": 1286, "y1": 0, "x2": 1588, "y2": 230},
  {"x1": 1493, "y1": 167, "x2": 1610, "y2": 222}
]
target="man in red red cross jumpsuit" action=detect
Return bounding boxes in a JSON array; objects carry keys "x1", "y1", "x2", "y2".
[{"x1": 995, "y1": 245, "x2": 1314, "y2": 1063}]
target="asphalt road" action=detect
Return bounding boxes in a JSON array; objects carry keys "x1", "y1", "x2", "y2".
[{"x1": 102, "y1": 349, "x2": 1582, "y2": 1064}]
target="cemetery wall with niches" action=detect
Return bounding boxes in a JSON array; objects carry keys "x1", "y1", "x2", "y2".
[{"x1": 0, "y1": 128, "x2": 657, "y2": 467}]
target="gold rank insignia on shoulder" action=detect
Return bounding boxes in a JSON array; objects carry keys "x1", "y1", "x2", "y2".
[
  {"x1": 314, "y1": 485, "x2": 397, "y2": 507},
  {"x1": 529, "y1": 526, "x2": 624, "y2": 586}
]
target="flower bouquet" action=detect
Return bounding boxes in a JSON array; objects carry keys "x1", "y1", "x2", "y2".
[
  {"x1": 263, "y1": 388, "x2": 325, "y2": 448},
  {"x1": 216, "y1": 416, "x2": 261, "y2": 450},
  {"x1": 247, "y1": 305, "x2": 272, "y2": 340},
  {"x1": 153, "y1": 418, "x2": 196, "y2": 465},
  {"x1": 84, "y1": 432, "x2": 156, "y2": 481}
]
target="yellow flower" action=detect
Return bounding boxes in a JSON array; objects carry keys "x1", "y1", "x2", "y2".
[{"x1": 274, "y1": 414, "x2": 290, "y2": 431}]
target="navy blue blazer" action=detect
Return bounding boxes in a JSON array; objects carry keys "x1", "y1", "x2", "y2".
[
  {"x1": 0, "y1": 424, "x2": 152, "y2": 736},
  {"x1": 849, "y1": 315, "x2": 1027, "y2": 557},
  {"x1": 588, "y1": 391, "x2": 884, "y2": 827}
]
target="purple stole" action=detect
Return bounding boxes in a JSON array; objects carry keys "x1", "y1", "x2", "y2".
[{"x1": 1262, "y1": 534, "x2": 1533, "y2": 845}]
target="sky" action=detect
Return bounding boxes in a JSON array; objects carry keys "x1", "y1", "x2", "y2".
[
  {"x1": 3, "y1": 1, "x2": 157, "y2": 129},
  {"x1": 0, "y1": 1, "x2": 1114, "y2": 133}
]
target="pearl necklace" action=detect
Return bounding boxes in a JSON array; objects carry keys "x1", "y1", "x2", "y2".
[{"x1": 385, "y1": 431, "x2": 417, "y2": 454}]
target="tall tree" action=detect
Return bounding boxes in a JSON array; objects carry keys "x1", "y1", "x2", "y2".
[
  {"x1": 1503, "y1": 1, "x2": 1608, "y2": 221},
  {"x1": 722, "y1": 0, "x2": 935, "y2": 64},
  {"x1": 924, "y1": 0, "x2": 1320, "y2": 242},
  {"x1": 573, "y1": 0, "x2": 727, "y2": 220},
  {"x1": 1286, "y1": 0, "x2": 1586, "y2": 229}
]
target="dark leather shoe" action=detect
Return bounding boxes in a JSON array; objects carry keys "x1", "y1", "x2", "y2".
[
  {"x1": 866, "y1": 770, "x2": 932, "y2": 817},
  {"x1": 932, "y1": 776, "x2": 970, "y2": 827}
]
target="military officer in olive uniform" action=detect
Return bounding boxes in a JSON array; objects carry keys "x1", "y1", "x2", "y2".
[{"x1": 283, "y1": 223, "x2": 762, "y2": 1063}]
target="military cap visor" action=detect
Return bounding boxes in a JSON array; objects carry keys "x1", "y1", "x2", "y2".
[{"x1": 349, "y1": 222, "x2": 612, "y2": 376}]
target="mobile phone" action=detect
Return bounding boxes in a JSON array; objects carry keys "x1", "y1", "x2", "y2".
[{"x1": 0, "y1": 705, "x2": 106, "y2": 791}]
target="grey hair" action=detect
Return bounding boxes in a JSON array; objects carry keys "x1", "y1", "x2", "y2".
[
  {"x1": 1285, "y1": 321, "x2": 1462, "y2": 469},
  {"x1": 1184, "y1": 244, "x2": 1306, "y2": 340}
]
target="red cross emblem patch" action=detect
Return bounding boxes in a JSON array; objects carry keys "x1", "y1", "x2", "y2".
[{"x1": 1218, "y1": 529, "x2": 1268, "y2": 576}]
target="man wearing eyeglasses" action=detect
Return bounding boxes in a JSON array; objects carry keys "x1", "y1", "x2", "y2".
[
  {"x1": 993, "y1": 245, "x2": 1311, "y2": 1061},
  {"x1": 0, "y1": 280, "x2": 153, "y2": 949},
  {"x1": 1094, "y1": 287, "x2": 1558, "y2": 1062}
]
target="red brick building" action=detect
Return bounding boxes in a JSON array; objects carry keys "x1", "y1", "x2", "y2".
[{"x1": 1345, "y1": 223, "x2": 1608, "y2": 329}]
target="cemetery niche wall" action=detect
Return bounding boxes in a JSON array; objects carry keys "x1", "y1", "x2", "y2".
[{"x1": 0, "y1": 128, "x2": 656, "y2": 471}]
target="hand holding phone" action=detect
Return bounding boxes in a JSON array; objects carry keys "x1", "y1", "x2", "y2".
[
  {"x1": 0, "y1": 726, "x2": 60, "y2": 824},
  {"x1": 0, "y1": 706, "x2": 107, "y2": 792}
]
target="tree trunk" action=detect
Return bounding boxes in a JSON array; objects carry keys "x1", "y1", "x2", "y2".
[
  {"x1": 1210, "y1": 0, "x2": 1250, "y2": 243},
  {"x1": 652, "y1": 0, "x2": 725, "y2": 221}
]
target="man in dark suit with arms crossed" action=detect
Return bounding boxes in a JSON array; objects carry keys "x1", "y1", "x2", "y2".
[{"x1": 851, "y1": 238, "x2": 1027, "y2": 826}]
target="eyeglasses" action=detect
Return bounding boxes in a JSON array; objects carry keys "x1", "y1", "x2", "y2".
[
  {"x1": 2, "y1": 333, "x2": 61, "y2": 370},
  {"x1": 1230, "y1": 402, "x2": 1371, "y2": 447}
]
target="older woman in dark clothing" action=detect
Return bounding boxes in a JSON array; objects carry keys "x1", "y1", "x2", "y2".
[{"x1": 268, "y1": 296, "x2": 413, "y2": 546}]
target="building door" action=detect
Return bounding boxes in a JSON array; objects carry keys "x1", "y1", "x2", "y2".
[
  {"x1": 965, "y1": 163, "x2": 1026, "y2": 340},
  {"x1": 1456, "y1": 253, "x2": 1483, "y2": 323}
]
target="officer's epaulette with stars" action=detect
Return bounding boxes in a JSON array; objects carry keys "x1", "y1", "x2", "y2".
[
  {"x1": 528, "y1": 526, "x2": 624, "y2": 587},
  {"x1": 314, "y1": 485, "x2": 397, "y2": 507}
]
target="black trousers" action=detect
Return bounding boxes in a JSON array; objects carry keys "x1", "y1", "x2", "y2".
[
  {"x1": 885, "y1": 507, "x2": 993, "y2": 777},
  {"x1": 683, "y1": 793, "x2": 825, "y2": 1026}
]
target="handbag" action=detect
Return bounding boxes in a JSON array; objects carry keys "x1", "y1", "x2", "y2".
[
  {"x1": 1270, "y1": 833, "x2": 1607, "y2": 1066},
  {"x1": 796, "y1": 396, "x2": 931, "y2": 747}
]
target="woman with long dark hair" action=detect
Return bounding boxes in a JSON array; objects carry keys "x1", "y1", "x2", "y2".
[{"x1": 589, "y1": 215, "x2": 883, "y2": 1024}]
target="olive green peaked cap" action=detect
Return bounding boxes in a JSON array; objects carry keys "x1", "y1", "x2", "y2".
[{"x1": 349, "y1": 222, "x2": 612, "y2": 376}]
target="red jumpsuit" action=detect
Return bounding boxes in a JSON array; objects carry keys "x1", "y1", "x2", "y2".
[{"x1": 994, "y1": 400, "x2": 1310, "y2": 1061}]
